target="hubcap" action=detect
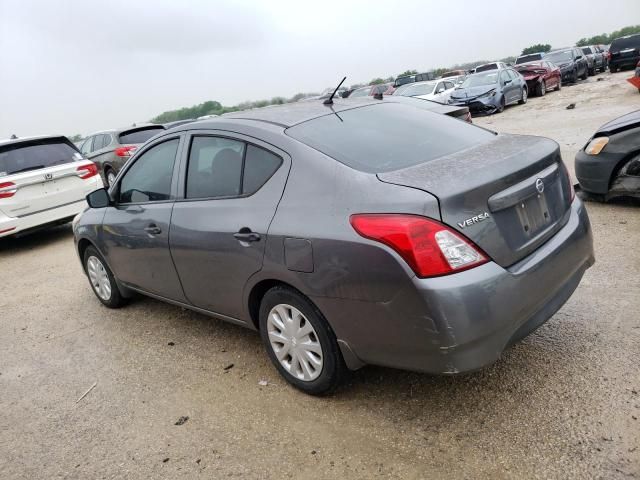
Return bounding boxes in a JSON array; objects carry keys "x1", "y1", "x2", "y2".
[
  {"x1": 87, "y1": 255, "x2": 112, "y2": 301},
  {"x1": 107, "y1": 172, "x2": 116, "y2": 186},
  {"x1": 267, "y1": 304, "x2": 323, "y2": 381},
  {"x1": 523, "y1": 89, "x2": 528, "y2": 101},
  {"x1": 541, "y1": 82, "x2": 545, "y2": 94}
]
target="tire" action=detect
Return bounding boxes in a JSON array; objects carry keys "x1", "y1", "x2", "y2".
[
  {"x1": 556, "y1": 78, "x2": 562, "y2": 91},
  {"x1": 83, "y1": 246, "x2": 125, "y2": 308},
  {"x1": 105, "y1": 169, "x2": 117, "y2": 187},
  {"x1": 518, "y1": 87, "x2": 528, "y2": 104},
  {"x1": 535, "y1": 80, "x2": 546, "y2": 97},
  {"x1": 588, "y1": 67, "x2": 595, "y2": 76},
  {"x1": 610, "y1": 65, "x2": 618, "y2": 73},
  {"x1": 496, "y1": 96, "x2": 506, "y2": 113},
  {"x1": 580, "y1": 67, "x2": 588, "y2": 80},
  {"x1": 259, "y1": 286, "x2": 346, "y2": 395}
]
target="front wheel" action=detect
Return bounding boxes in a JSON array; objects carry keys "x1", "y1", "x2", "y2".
[
  {"x1": 580, "y1": 67, "x2": 588, "y2": 80},
  {"x1": 535, "y1": 80, "x2": 546, "y2": 96},
  {"x1": 259, "y1": 286, "x2": 346, "y2": 395},
  {"x1": 496, "y1": 96, "x2": 506, "y2": 113},
  {"x1": 556, "y1": 78, "x2": 562, "y2": 91},
  {"x1": 84, "y1": 246, "x2": 125, "y2": 308},
  {"x1": 518, "y1": 87, "x2": 528, "y2": 104}
]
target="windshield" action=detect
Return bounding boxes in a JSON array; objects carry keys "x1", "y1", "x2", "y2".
[
  {"x1": 394, "y1": 82, "x2": 436, "y2": 97},
  {"x1": 286, "y1": 103, "x2": 494, "y2": 173},
  {"x1": 0, "y1": 138, "x2": 80, "y2": 176},
  {"x1": 516, "y1": 54, "x2": 542, "y2": 64},
  {"x1": 394, "y1": 76, "x2": 414, "y2": 87},
  {"x1": 546, "y1": 50, "x2": 573, "y2": 63},
  {"x1": 460, "y1": 72, "x2": 499, "y2": 88}
]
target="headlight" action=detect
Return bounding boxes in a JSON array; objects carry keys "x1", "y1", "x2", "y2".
[
  {"x1": 585, "y1": 137, "x2": 609, "y2": 155},
  {"x1": 478, "y1": 89, "x2": 496, "y2": 99}
]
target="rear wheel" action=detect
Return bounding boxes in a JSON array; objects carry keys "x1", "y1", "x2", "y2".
[
  {"x1": 259, "y1": 286, "x2": 346, "y2": 395},
  {"x1": 518, "y1": 87, "x2": 528, "y2": 104},
  {"x1": 84, "y1": 246, "x2": 125, "y2": 308},
  {"x1": 610, "y1": 65, "x2": 618, "y2": 73},
  {"x1": 105, "y1": 169, "x2": 116, "y2": 187}
]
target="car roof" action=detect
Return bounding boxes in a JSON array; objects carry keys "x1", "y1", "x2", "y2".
[
  {"x1": 0, "y1": 134, "x2": 68, "y2": 147},
  {"x1": 86, "y1": 124, "x2": 165, "y2": 137}
]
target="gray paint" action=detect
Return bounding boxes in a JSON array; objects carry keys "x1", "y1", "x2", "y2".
[{"x1": 74, "y1": 99, "x2": 595, "y2": 374}]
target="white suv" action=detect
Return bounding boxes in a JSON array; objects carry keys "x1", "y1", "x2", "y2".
[{"x1": 0, "y1": 136, "x2": 103, "y2": 237}]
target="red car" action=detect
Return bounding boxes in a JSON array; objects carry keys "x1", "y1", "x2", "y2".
[{"x1": 515, "y1": 61, "x2": 562, "y2": 96}]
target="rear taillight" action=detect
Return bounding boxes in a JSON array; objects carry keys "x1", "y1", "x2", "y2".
[
  {"x1": 350, "y1": 214, "x2": 488, "y2": 278},
  {"x1": 115, "y1": 146, "x2": 137, "y2": 157},
  {"x1": 0, "y1": 181, "x2": 17, "y2": 198},
  {"x1": 77, "y1": 163, "x2": 98, "y2": 179},
  {"x1": 607, "y1": 51, "x2": 611, "y2": 60}
]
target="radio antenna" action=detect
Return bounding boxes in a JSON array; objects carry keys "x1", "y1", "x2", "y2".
[{"x1": 323, "y1": 76, "x2": 347, "y2": 105}]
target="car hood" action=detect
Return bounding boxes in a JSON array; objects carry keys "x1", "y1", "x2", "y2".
[
  {"x1": 596, "y1": 109, "x2": 640, "y2": 135},
  {"x1": 556, "y1": 62, "x2": 573, "y2": 70},
  {"x1": 450, "y1": 85, "x2": 496, "y2": 99}
]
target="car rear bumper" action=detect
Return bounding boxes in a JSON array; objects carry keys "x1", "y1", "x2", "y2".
[
  {"x1": 315, "y1": 198, "x2": 594, "y2": 373},
  {"x1": 0, "y1": 199, "x2": 87, "y2": 237}
]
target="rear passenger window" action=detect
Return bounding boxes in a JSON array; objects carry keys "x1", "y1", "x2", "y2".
[
  {"x1": 81, "y1": 137, "x2": 93, "y2": 155},
  {"x1": 186, "y1": 137, "x2": 245, "y2": 199},
  {"x1": 243, "y1": 145, "x2": 282, "y2": 195},
  {"x1": 185, "y1": 137, "x2": 282, "y2": 199},
  {"x1": 93, "y1": 135, "x2": 106, "y2": 151}
]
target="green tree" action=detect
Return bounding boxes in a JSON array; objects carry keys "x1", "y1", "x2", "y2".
[
  {"x1": 521, "y1": 44, "x2": 551, "y2": 55},
  {"x1": 369, "y1": 78, "x2": 385, "y2": 85},
  {"x1": 576, "y1": 24, "x2": 640, "y2": 46},
  {"x1": 397, "y1": 69, "x2": 418, "y2": 77},
  {"x1": 69, "y1": 134, "x2": 83, "y2": 142}
]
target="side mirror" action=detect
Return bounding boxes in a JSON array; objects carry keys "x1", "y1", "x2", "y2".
[
  {"x1": 86, "y1": 188, "x2": 110, "y2": 208},
  {"x1": 504, "y1": 79, "x2": 512, "y2": 85}
]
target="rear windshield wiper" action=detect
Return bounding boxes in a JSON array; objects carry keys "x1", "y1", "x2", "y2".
[{"x1": 10, "y1": 165, "x2": 47, "y2": 174}]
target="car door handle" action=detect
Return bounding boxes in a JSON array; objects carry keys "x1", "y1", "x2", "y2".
[
  {"x1": 233, "y1": 230, "x2": 261, "y2": 243},
  {"x1": 144, "y1": 224, "x2": 162, "y2": 235}
]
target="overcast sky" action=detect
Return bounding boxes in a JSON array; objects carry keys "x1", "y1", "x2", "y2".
[{"x1": 1, "y1": 0, "x2": 638, "y2": 138}]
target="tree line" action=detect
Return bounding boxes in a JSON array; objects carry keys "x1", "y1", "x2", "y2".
[{"x1": 145, "y1": 24, "x2": 639, "y2": 125}]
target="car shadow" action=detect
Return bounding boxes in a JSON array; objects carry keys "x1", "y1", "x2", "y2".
[{"x1": 0, "y1": 223, "x2": 74, "y2": 255}]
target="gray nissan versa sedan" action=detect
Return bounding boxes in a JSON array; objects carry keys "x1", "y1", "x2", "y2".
[{"x1": 73, "y1": 96, "x2": 594, "y2": 394}]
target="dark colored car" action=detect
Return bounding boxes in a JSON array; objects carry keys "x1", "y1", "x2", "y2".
[
  {"x1": 80, "y1": 125, "x2": 165, "y2": 187},
  {"x1": 581, "y1": 46, "x2": 606, "y2": 75},
  {"x1": 164, "y1": 119, "x2": 197, "y2": 129},
  {"x1": 449, "y1": 68, "x2": 528, "y2": 114},
  {"x1": 575, "y1": 109, "x2": 640, "y2": 201},
  {"x1": 608, "y1": 34, "x2": 640, "y2": 73},
  {"x1": 348, "y1": 83, "x2": 394, "y2": 98},
  {"x1": 74, "y1": 96, "x2": 593, "y2": 395},
  {"x1": 515, "y1": 61, "x2": 562, "y2": 96},
  {"x1": 393, "y1": 72, "x2": 434, "y2": 88},
  {"x1": 544, "y1": 48, "x2": 588, "y2": 83}
]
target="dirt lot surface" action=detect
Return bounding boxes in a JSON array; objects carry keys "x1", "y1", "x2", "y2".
[{"x1": 1, "y1": 72, "x2": 639, "y2": 480}]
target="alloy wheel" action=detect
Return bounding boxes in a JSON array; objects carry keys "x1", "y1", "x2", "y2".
[
  {"x1": 86, "y1": 255, "x2": 112, "y2": 301},
  {"x1": 107, "y1": 171, "x2": 116, "y2": 187},
  {"x1": 266, "y1": 303, "x2": 323, "y2": 381}
]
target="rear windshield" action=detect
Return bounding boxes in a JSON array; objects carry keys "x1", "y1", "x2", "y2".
[
  {"x1": 286, "y1": 103, "x2": 494, "y2": 173},
  {"x1": 475, "y1": 64, "x2": 498, "y2": 72},
  {"x1": 610, "y1": 35, "x2": 640, "y2": 51},
  {"x1": 0, "y1": 138, "x2": 80, "y2": 177},
  {"x1": 516, "y1": 54, "x2": 542, "y2": 64},
  {"x1": 118, "y1": 127, "x2": 164, "y2": 145}
]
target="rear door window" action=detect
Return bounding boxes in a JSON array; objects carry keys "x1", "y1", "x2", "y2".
[
  {"x1": 92, "y1": 134, "x2": 106, "y2": 151},
  {"x1": 81, "y1": 137, "x2": 94, "y2": 155},
  {"x1": 186, "y1": 137, "x2": 245, "y2": 199},
  {"x1": 118, "y1": 127, "x2": 164, "y2": 145},
  {"x1": 118, "y1": 139, "x2": 179, "y2": 203},
  {"x1": 242, "y1": 145, "x2": 282, "y2": 195},
  {"x1": 286, "y1": 103, "x2": 494, "y2": 173},
  {"x1": 0, "y1": 138, "x2": 81, "y2": 176}
]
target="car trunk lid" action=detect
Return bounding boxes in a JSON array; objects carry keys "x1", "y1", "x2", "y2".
[
  {"x1": 0, "y1": 138, "x2": 97, "y2": 217},
  {"x1": 377, "y1": 134, "x2": 573, "y2": 267}
]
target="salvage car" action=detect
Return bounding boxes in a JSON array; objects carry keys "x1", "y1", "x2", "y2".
[
  {"x1": 74, "y1": 96, "x2": 594, "y2": 394},
  {"x1": 449, "y1": 68, "x2": 528, "y2": 114},
  {"x1": 515, "y1": 53, "x2": 546, "y2": 65},
  {"x1": 608, "y1": 33, "x2": 640, "y2": 73},
  {"x1": 393, "y1": 79, "x2": 456, "y2": 103},
  {"x1": 0, "y1": 135, "x2": 102, "y2": 238},
  {"x1": 515, "y1": 61, "x2": 562, "y2": 96},
  {"x1": 575, "y1": 109, "x2": 640, "y2": 201},
  {"x1": 80, "y1": 125, "x2": 165, "y2": 187},
  {"x1": 544, "y1": 48, "x2": 588, "y2": 83}
]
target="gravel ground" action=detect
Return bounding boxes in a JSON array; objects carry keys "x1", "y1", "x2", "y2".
[{"x1": 1, "y1": 71, "x2": 639, "y2": 480}]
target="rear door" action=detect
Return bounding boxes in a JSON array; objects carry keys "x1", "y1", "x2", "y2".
[
  {"x1": 101, "y1": 135, "x2": 187, "y2": 301},
  {"x1": 169, "y1": 132, "x2": 290, "y2": 320},
  {"x1": 0, "y1": 137, "x2": 99, "y2": 218}
]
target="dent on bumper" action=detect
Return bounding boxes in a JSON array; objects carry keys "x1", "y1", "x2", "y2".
[{"x1": 315, "y1": 199, "x2": 594, "y2": 374}]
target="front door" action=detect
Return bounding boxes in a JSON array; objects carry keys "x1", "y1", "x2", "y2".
[
  {"x1": 101, "y1": 136, "x2": 187, "y2": 302},
  {"x1": 169, "y1": 133, "x2": 290, "y2": 320}
]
